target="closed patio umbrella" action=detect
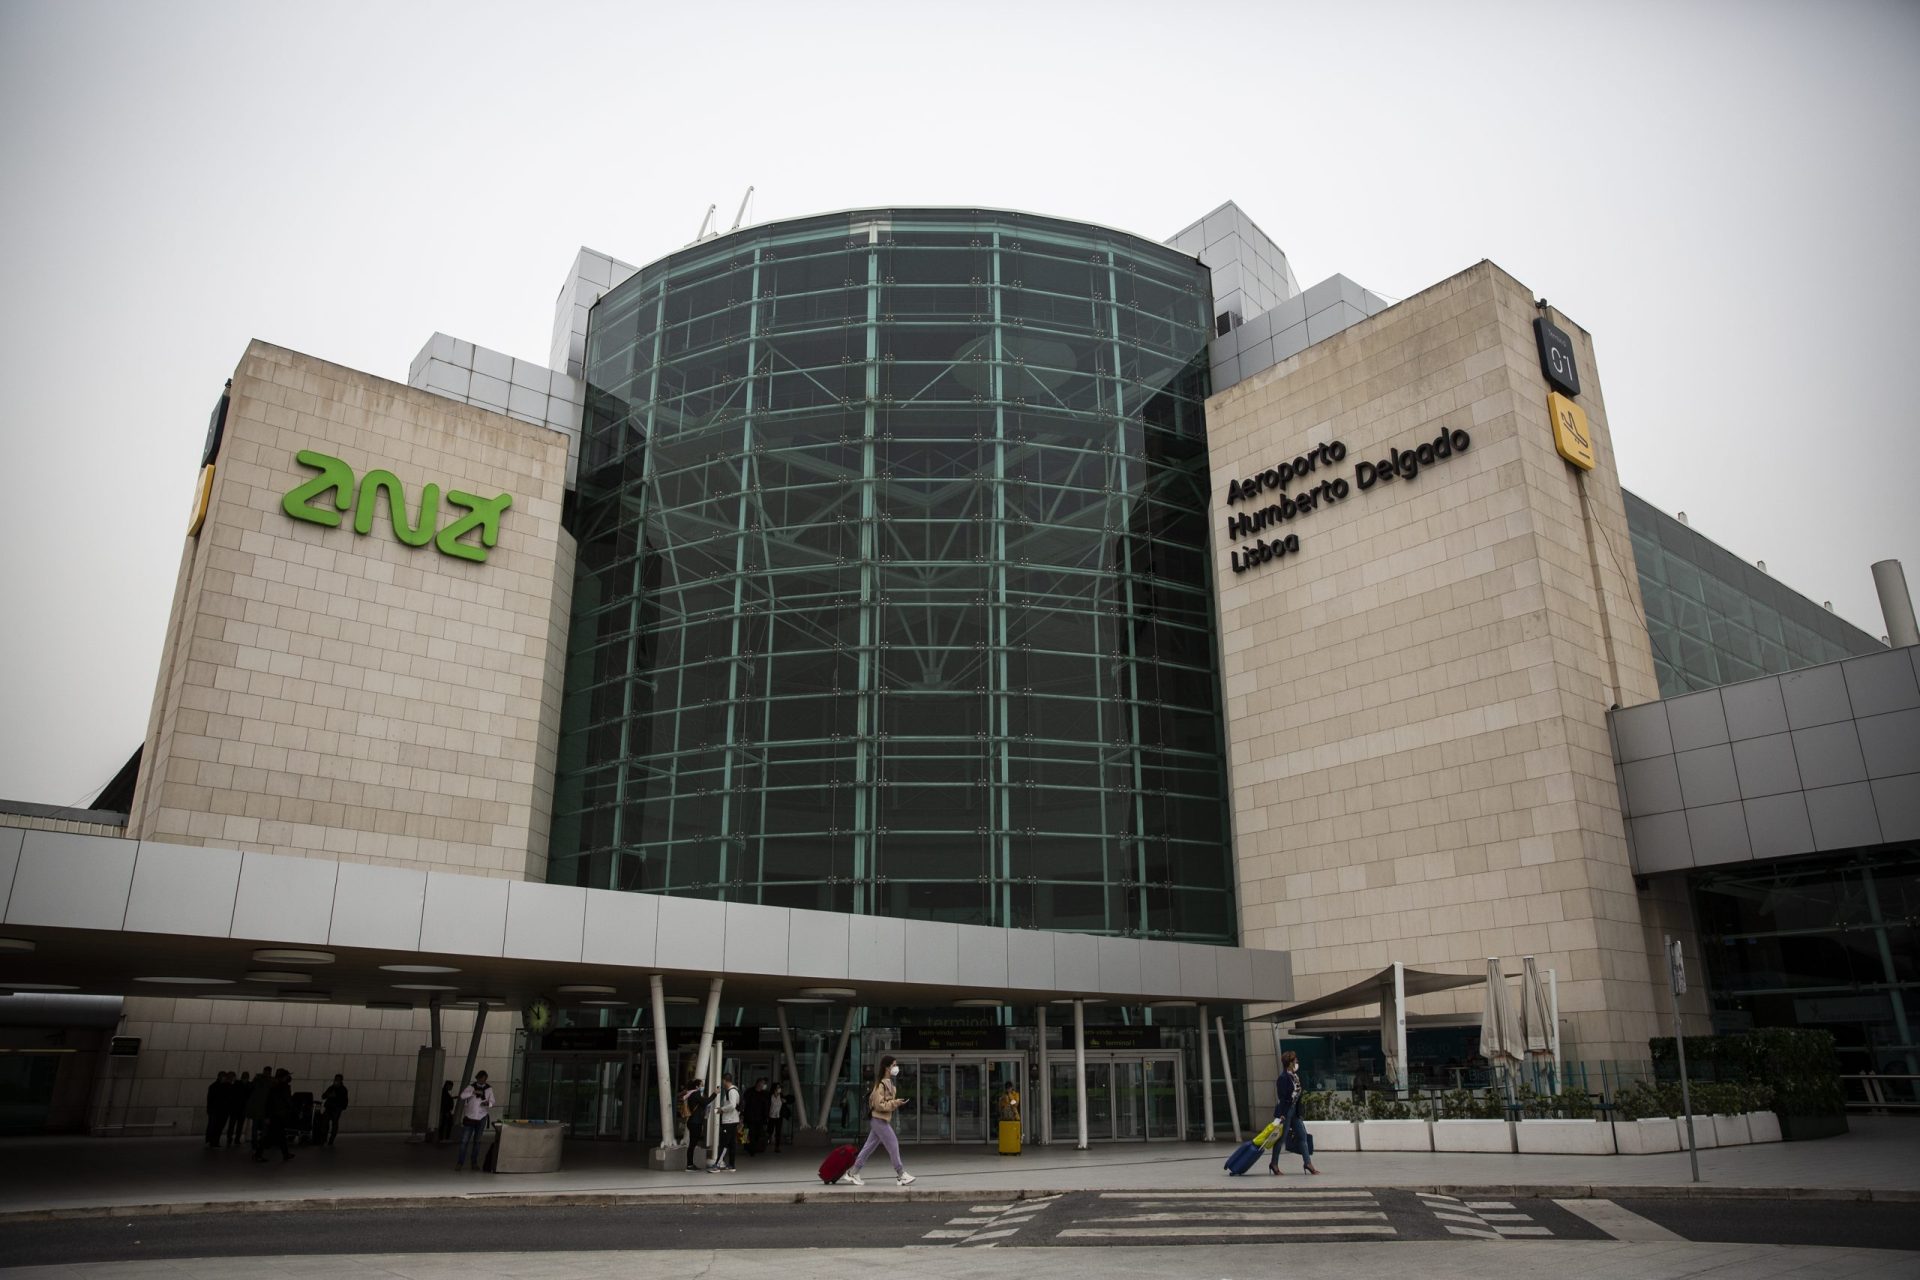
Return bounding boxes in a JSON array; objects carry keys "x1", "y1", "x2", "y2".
[
  {"x1": 1480, "y1": 958, "x2": 1522, "y2": 1107},
  {"x1": 1520, "y1": 956, "x2": 1556, "y2": 1091}
]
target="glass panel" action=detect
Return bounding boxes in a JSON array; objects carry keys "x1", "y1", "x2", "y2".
[
  {"x1": 1144, "y1": 1057, "x2": 1180, "y2": 1139},
  {"x1": 893, "y1": 1062, "x2": 920, "y2": 1143},
  {"x1": 952, "y1": 1061, "x2": 987, "y2": 1143},
  {"x1": 1112, "y1": 1060, "x2": 1145, "y2": 1140},
  {"x1": 1086, "y1": 1062, "x2": 1113, "y2": 1139},
  {"x1": 919, "y1": 1062, "x2": 951, "y2": 1142}
]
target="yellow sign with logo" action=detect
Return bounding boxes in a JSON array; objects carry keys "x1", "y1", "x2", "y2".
[{"x1": 1548, "y1": 391, "x2": 1595, "y2": 471}]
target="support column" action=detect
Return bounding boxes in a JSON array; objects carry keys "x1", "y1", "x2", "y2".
[
  {"x1": 458, "y1": 1001, "x2": 488, "y2": 1100},
  {"x1": 1392, "y1": 961, "x2": 1409, "y2": 1096},
  {"x1": 1036, "y1": 1005, "x2": 1050, "y2": 1146},
  {"x1": 429, "y1": 996, "x2": 442, "y2": 1051},
  {"x1": 1073, "y1": 998, "x2": 1089, "y2": 1151},
  {"x1": 776, "y1": 1006, "x2": 813, "y2": 1132},
  {"x1": 647, "y1": 975, "x2": 676, "y2": 1169},
  {"x1": 1215, "y1": 1015, "x2": 1243, "y2": 1143},
  {"x1": 692, "y1": 977, "x2": 724, "y2": 1086},
  {"x1": 1199, "y1": 1003, "x2": 1215, "y2": 1141},
  {"x1": 815, "y1": 1004, "x2": 857, "y2": 1134}
]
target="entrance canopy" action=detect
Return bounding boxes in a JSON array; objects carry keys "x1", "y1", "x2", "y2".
[
  {"x1": 1254, "y1": 964, "x2": 1484, "y2": 1024},
  {"x1": 0, "y1": 829, "x2": 1292, "y2": 1012}
]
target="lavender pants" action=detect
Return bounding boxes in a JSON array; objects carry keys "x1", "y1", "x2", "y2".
[{"x1": 851, "y1": 1117, "x2": 903, "y2": 1174}]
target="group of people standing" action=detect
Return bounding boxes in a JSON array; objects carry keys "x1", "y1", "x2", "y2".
[
  {"x1": 678, "y1": 1073, "x2": 795, "y2": 1172},
  {"x1": 203, "y1": 1069, "x2": 350, "y2": 1162}
]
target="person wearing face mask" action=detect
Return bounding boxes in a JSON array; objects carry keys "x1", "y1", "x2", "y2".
[{"x1": 840, "y1": 1055, "x2": 914, "y2": 1186}]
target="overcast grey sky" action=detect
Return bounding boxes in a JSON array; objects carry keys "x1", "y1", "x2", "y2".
[{"x1": 1, "y1": 0, "x2": 1915, "y2": 807}]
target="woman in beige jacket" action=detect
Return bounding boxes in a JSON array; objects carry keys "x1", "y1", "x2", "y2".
[{"x1": 841, "y1": 1056, "x2": 915, "y2": 1186}]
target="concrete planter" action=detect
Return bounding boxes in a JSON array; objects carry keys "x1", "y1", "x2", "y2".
[
  {"x1": 1676, "y1": 1115, "x2": 1716, "y2": 1149},
  {"x1": 1308, "y1": 1120, "x2": 1357, "y2": 1151},
  {"x1": 1747, "y1": 1111, "x2": 1782, "y2": 1144},
  {"x1": 1514, "y1": 1118, "x2": 1615, "y2": 1155},
  {"x1": 1711, "y1": 1113, "x2": 1751, "y2": 1146},
  {"x1": 1432, "y1": 1119, "x2": 1513, "y2": 1153},
  {"x1": 494, "y1": 1120, "x2": 564, "y2": 1173},
  {"x1": 1357, "y1": 1119, "x2": 1432, "y2": 1151},
  {"x1": 1612, "y1": 1117, "x2": 1681, "y2": 1155}
]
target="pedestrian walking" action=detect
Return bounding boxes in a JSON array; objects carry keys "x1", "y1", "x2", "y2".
[
  {"x1": 708, "y1": 1072, "x2": 742, "y2": 1172},
  {"x1": 454, "y1": 1071, "x2": 496, "y2": 1170},
  {"x1": 1268, "y1": 1050, "x2": 1319, "y2": 1175},
  {"x1": 745, "y1": 1077, "x2": 772, "y2": 1155},
  {"x1": 319, "y1": 1074, "x2": 349, "y2": 1145},
  {"x1": 680, "y1": 1076, "x2": 710, "y2": 1171},
  {"x1": 437, "y1": 1080, "x2": 456, "y2": 1142},
  {"x1": 254, "y1": 1069, "x2": 295, "y2": 1163},
  {"x1": 769, "y1": 1081, "x2": 788, "y2": 1153},
  {"x1": 204, "y1": 1072, "x2": 228, "y2": 1148},
  {"x1": 227, "y1": 1072, "x2": 250, "y2": 1146},
  {"x1": 839, "y1": 1055, "x2": 914, "y2": 1186},
  {"x1": 245, "y1": 1065, "x2": 272, "y2": 1154}
]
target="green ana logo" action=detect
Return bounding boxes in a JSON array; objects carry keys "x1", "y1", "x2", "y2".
[{"x1": 280, "y1": 450, "x2": 512, "y2": 564}]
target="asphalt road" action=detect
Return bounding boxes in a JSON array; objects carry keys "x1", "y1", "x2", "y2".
[{"x1": 1, "y1": 1193, "x2": 1915, "y2": 1266}]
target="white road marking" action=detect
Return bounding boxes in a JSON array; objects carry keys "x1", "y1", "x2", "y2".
[
  {"x1": 1100, "y1": 1189, "x2": 1374, "y2": 1199},
  {"x1": 1481, "y1": 1213, "x2": 1535, "y2": 1222},
  {"x1": 964, "y1": 1229, "x2": 1019, "y2": 1243},
  {"x1": 1467, "y1": 1201, "x2": 1516, "y2": 1210},
  {"x1": 920, "y1": 1229, "x2": 976, "y2": 1239},
  {"x1": 1083, "y1": 1211, "x2": 1389, "y2": 1224},
  {"x1": 1434, "y1": 1211, "x2": 1486, "y2": 1225},
  {"x1": 1061, "y1": 1225, "x2": 1398, "y2": 1239},
  {"x1": 1495, "y1": 1226, "x2": 1554, "y2": 1237},
  {"x1": 945, "y1": 1217, "x2": 995, "y2": 1226},
  {"x1": 1446, "y1": 1225, "x2": 1502, "y2": 1240},
  {"x1": 969, "y1": 1204, "x2": 1015, "y2": 1212},
  {"x1": 1552, "y1": 1197, "x2": 1686, "y2": 1242}
]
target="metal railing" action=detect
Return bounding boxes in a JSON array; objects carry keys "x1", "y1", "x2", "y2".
[{"x1": 1841, "y1": 1074, "x2": 1920, "y2": 1112}]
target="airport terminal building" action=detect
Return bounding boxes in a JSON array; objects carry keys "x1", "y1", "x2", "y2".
[{"x1": 2, "y1": 202, "x2": 1913, "y2": 1144}]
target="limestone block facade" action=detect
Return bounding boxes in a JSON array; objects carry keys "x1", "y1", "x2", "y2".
[
  {"x1": 129, "y1": 341, "x2": 576, "y2": 882},
  {"x1": 1206, "y1": 262, "x2": 1665, "y2": 1081}
]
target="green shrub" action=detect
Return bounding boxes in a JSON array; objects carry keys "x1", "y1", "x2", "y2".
[{"x1": 1647, "y1": 1028, "x2": 1842, "y2": 1118}]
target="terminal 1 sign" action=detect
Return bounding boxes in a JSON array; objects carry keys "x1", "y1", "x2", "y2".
[{"x1": 280, "y1": 449, "x2": 513, "y2": 564}]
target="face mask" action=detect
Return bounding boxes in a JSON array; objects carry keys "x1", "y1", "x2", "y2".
[{"x1": 889, "y1": 1065, "x2": 899, "y2": 1078}]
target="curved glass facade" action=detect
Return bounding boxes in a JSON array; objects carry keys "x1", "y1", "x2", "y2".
[{"x1": 550, "y1": 208, "x2": 1234, "y2": 941}]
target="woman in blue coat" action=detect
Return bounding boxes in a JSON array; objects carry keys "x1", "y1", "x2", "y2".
[{"x1": 1268, "y1": 1050, "x2": 1321, "y2": 1175}]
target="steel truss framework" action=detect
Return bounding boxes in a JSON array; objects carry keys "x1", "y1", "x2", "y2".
[{"x1": 550, "y1": 209, "x2": 1236, "y2": 942}]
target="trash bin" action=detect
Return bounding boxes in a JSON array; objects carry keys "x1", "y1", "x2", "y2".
[
  {"x1": 997, "y1": 1085, "x2": 1022, "y2": 1155},
  {"x1": 494, "y1": 1119, "x2": 565, "y2": 1173}
]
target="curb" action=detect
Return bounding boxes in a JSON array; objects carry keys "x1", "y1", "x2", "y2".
[{"x1": 5, "y1": 1183, "x2": 1917, "y2": 1224}]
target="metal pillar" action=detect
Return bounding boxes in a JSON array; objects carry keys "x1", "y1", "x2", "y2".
[
  {"x1": 775, "y1": 1006, "x2": 813, "y2": 1131},
  {"x1": 428, "y1": 996, "x2": 442, "y2": 1051},
  {"x1": 1391, "y1": 961, "x2": 1410, "y2": 1095},
  {"x1": 649, "y1": 975, "x2": 675, "y2": 1159},
  {"x1": 692, "y1": 977, "x2": 723, "y2": 1086},
  {"x1": 1215, "y1": 1015, "x2": 1243, "y2": 1143},
  {"x1": 1037, "y1": 1005, "x2": 1050, "y2": 1146},
  {"x1": 816, "y1": 1004, "x2": 857, "y2": 1131},
  {"x1": 1199, "y1": 1003, "x2": 1215, "y2": 1141},
  {"x1": 458, "y1": 1000, "x2": 488, "y2": 1095},
  {"x1": 1073, "y1": 998, "x2": 1089, "y2": 1150}
]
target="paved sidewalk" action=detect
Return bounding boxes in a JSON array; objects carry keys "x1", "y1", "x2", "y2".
[
  {"x1": 3, "y1": 1118, "x2": 1915, "y2": 1218},
  {"x1": 7, "y1": 1243, "x2": 1920, "y2": 1280}
]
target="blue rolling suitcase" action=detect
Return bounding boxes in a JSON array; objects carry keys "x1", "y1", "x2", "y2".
[{"x1": 1223, "y1": 1139, "x2": 1264, "y2": 1175}]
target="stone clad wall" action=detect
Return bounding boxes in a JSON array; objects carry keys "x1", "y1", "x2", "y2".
[
  {"x1": 129, "y1": 341, "x2": 574, "y2": 881},
  {"x1": 1207, "y1": 262, "x2": 1663, "y2": 1096}
]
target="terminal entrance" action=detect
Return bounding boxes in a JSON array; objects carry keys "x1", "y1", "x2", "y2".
[
  {"x1": 884, "y1": 1053, "x2": 1028, "y2": 1144},
  {"x1": 519, "y1": 1052, "x2": 635, "y2": 1140},
  {"x1": 1046, "y1": 1051, "x2": 1184, "y2": 1142}
]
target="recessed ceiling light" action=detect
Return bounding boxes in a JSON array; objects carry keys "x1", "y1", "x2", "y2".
[
  {"x1": 799, "y1": 987, "x2": 857, "y2": 999},
  {"x1": 244, "y1": 971, "x2": 311, "y2": 984},
  {"x1": 251, "y1": 949, "x2": 334, "y2": 965},
  {"x1": 136, "y1": 976, "x2": 234, "y2": 985},
  {"x1": 380, "y1": 964, "x2": 461, "y2": 975},
  {"x1": 557, "y1": 985, "x2": 616, "y2": 996},
  {"x1": 2, "y1": 982, "x2": 77, "y2": 991},
  {"x1": 280, "y1": 991, "x2": 331, "y2": 1002},
  {"x1": 664, "y1": 996, "x2": 700, "y2": 1006},
  {"x1": 581, "y1": 999, "x2": 628, "y2": 1007},
  {"x1": 0, "y1": 938, "x2": 37, "y2": 954},
  {"x1": 953, "y1": 998, "x2": 1004, "y2": 1008},
  {"x1": 391, "y1": 983, "x2": 460, "y2": 992},
  {"x1": 777, "y1": 996, "x2": 831, "y2": 1004},
  {"x1": 1050, "y1": 997, "x2": 1107, "y2": 1005},
  {"x1": 450, "y1": 997, "x2": 509, "y2": 1008}
]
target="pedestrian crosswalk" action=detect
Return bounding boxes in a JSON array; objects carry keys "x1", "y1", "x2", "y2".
[
  {"x1": 1417, "y1": 1192, "x2": 1553, "y2": 1238},
  {"x1": 1054, "y1": 1189, "x2": 1397, "y2": 1241},
  {"x1": 919, "y1": 1196, "x2": 1061, "y2": 1247}
]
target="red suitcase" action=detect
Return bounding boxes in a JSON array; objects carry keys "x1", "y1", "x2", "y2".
[{"x1": 818, "y1": 1143, "x2": 860, "y2": 1184}]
